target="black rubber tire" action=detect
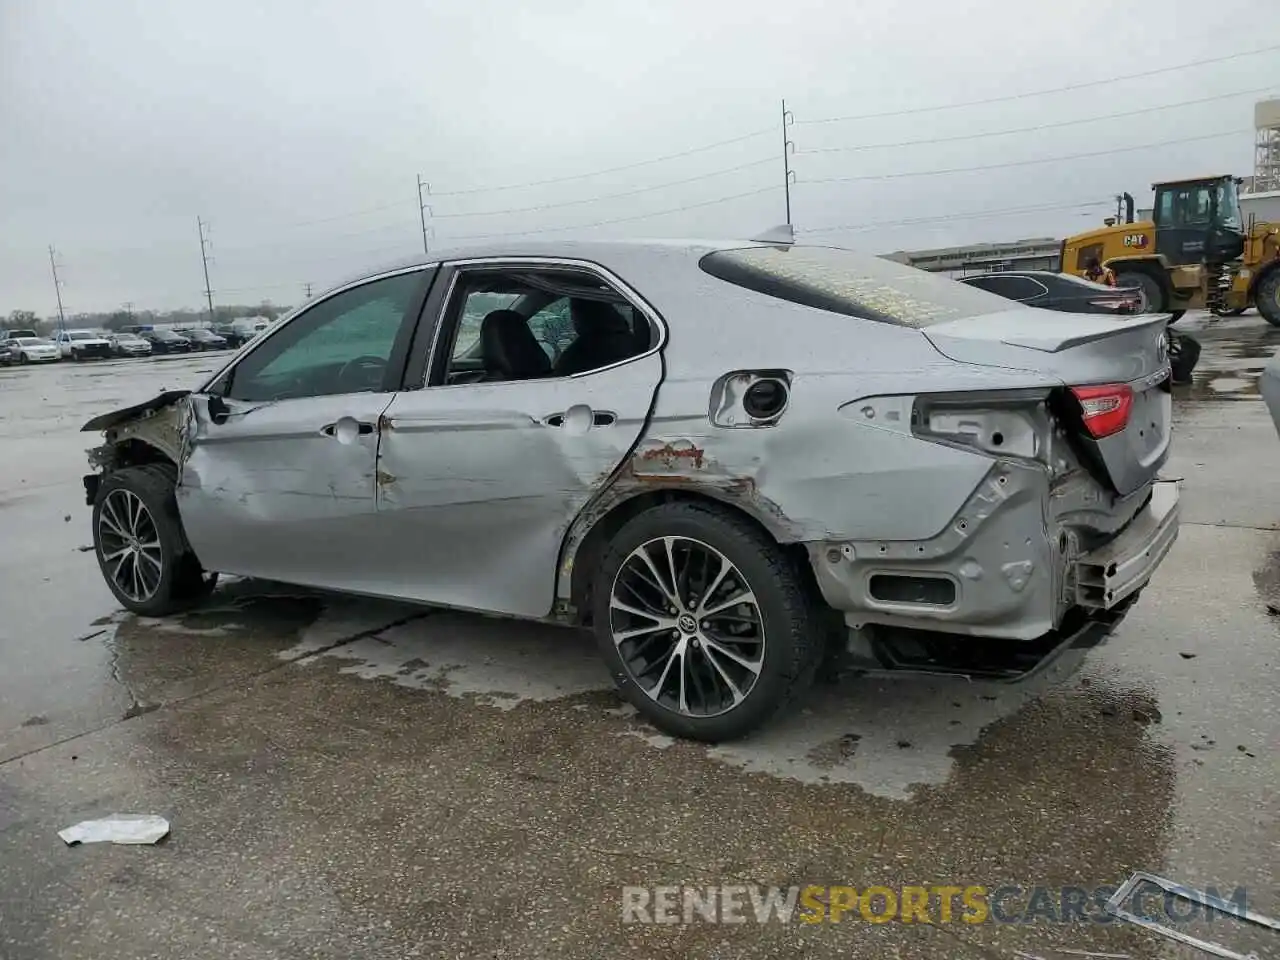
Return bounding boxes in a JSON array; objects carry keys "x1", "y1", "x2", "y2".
[
  {"x1": 1169, "y1": 333, "x2": 1200, "y2": 384},
  {"x1": 19, "y1": 353, "x2": 29, "y2": 365},
  {"x1": 92, "y1": 463, "x2": 217, "y2": 616},
  {"x1": 592, "y1": 501, "x2": 823, "y2": 743},
  {"x1": 1116, "y1": 271, "x2": 1164, "y2": 313},
  {"x1": 1257, "y1": 270, "x2": 1280, "y2": 328}
]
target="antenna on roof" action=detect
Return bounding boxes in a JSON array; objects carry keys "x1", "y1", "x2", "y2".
[{"x1": 750, "y1": 224, "x2": 795, "y2": 246}]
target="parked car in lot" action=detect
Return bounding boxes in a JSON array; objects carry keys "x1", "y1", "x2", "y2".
[
  {"x1": 108, "y1": 333, "x2": 153, "y2": 358},
  {"x1": 179, "y1": 328, "x2": 230, "y2": 351},
  {"x1": 5, "y1": 336, "x2": 61, "y2": 364},
  {"x1": 80, "y1": 237, "x2": 1180, "y2": 742},
  {"x1": 957, "y1": 270, "x2": 1141, "y2": 314},
  {"x1": 54, "y1": 329, "x2": 113, "y2": 360},
  {"x1": 0, "y1": 328, "x2": 39, "y2": 342},
  {"x1": 212, "y1": 318, "x2": 270, "y2": 347},
  {"x1": 139, "y1": 329, "x2": 193, "y2": 354},
  {"x1": 957, "y1": 270, "x2": 1200, "y2": 384}
]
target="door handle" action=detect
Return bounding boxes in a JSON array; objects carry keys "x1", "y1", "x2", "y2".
[
  {"x1": 321, "y1": 418, "x2": 375, "y2": 440},
  {"x1": 542, "y1": 410, "x2": 617, "y2": 428}
]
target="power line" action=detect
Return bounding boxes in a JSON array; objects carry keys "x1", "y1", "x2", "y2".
[
  {"x1": 429, "y1": 126, "x2": 775, "y2": 197},
  {"x1": 442, "y1": 184, "x2": 778, "y2": 242},
  {"x1": 798, "y1": 87, "x2": 1280, "y2": 156},
  {"x1": 431, "y1": 157, "x2": 776, "y2": 219},
  {"x1": 798, "y1": 129, "x2": 1252, "y2": 186},
  {"x1": 798, "y1": 42, "x2": 1280, "y2": 125},
  {"x1": 800, "y1": 199, "x2": 1112, "y2": 235}
]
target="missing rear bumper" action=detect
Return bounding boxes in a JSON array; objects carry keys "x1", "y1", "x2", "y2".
[
  {"x1": 836, "y1": 595, "x2": 1139, "y2": 683},
  {"x1": 1076, "y1": 480, "x2": 1179, "y2": 610}
]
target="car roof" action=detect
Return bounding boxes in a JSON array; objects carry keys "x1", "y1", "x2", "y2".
[{"x1": 309, "y1": 237, "x2": 777, "y2": 302}]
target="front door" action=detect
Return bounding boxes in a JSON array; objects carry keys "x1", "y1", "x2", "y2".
[
  {"x1": 178, "y1": 268, "x2": 431, "y2": 590},
  {"x1": 374, "y1": 261, "x2": 663, "y2": 618}
]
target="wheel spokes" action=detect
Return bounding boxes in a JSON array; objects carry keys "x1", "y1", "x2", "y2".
[
  {"x1": 610, "y1": 535, "x2": 765, "y2": 719},
  {"x1": 98, "y1": 490, "x2": 163, "y2": 603}
]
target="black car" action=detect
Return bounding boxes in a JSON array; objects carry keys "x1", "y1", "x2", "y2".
[
  {"x1": 957, "y1": 270, "x2": 1142, "y2": 314},
  {"x1": 139, "y1": 329, "x2": 193, "y2": 354},
  {"x1": 958, "y1": 270, "x2": 1199, "y2": 383},
  {"x1": 180, "y1": 328, "x2": 230, "y2": 350}
]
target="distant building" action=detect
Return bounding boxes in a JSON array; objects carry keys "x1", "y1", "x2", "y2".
[{"x1": 883, "y1": 237, "x2": 1061, "y2": 276}]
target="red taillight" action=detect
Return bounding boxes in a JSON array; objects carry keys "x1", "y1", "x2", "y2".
[{"x1": 1070, "y1": 384, "x2": 1133, "y2": 438}]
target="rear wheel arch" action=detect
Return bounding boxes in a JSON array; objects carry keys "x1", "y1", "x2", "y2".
[{"x1": 562, "y1": 486, "x2": 807, "y2": 626}]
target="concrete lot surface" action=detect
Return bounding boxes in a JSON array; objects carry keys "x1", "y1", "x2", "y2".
[{"x1": 0, "y1": 314, "x2": 1277, "y2": 959}]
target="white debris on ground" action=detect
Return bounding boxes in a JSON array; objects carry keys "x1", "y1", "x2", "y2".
[{"x1": 59, "y1": 814, "x2": 170, "y2": 846}]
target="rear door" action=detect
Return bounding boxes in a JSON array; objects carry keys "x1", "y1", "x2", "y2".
[
  {"x1": 924, "y1": 310, "x2": 1171, "y2": 496},
  {"x1": 373, "y1": 258, "x2": 663, "y2": 618}
]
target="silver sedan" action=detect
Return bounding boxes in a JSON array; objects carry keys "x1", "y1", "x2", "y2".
[{"x1": 81, "y1": 236, "x2": 1180, "y2": 742}]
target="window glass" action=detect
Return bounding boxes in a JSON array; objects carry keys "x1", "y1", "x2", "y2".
[
  {"x1": 436, "y1": 269, "x2": 646, "y2": 385},
  {"x1": 226, "y1": 271, "x2": 420, "y2": 402},
  {"x1": 699, "y1": 246, "x2": 1018, "y2": 327}
]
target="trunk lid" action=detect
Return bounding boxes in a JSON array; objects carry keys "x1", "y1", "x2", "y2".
[{"x1": 923, "y1": 309, "x2": 1172, "y2": 497}]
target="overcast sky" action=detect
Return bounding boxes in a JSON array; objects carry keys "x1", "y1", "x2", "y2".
[{"x1": 2, "y1": 0, "x2": 1279, "y2": 315}]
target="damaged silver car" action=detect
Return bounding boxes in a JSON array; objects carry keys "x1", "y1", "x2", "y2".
[{"x1": 82, "y1": 235, "x2": 1180, "y2": 742}]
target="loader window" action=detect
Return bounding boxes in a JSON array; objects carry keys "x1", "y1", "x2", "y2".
[{"x1": 1075, "y1": 244, "x2": 1105, "y2": 271}]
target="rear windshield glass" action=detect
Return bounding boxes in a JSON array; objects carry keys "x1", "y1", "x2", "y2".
[{"x1": 699, "y1": 245, "x2": 1019, "y2": 327}]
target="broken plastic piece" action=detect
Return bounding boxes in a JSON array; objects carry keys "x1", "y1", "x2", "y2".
[
  {"x1": 59, "y1": 814, "x2": 170, "y2": 846},
  {"x1": 1104, "y1": 871, "x2": 1279, "y2": 960}
]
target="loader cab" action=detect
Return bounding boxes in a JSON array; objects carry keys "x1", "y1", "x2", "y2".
[{"x1": 1152, "y1": 176, "x2": 1245, "y2": 265}]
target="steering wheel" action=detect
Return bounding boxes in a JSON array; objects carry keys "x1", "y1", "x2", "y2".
[{"x1": 336, "y1": 355, "x2": 387, "y2": 392}]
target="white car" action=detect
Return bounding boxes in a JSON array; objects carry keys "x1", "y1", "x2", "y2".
[
  {"x1": 55, "y1": 329, "x2": 113, "y2": 360},
  {"x1": 5, "y1": 337, "x2": 61, "y2": 364}
]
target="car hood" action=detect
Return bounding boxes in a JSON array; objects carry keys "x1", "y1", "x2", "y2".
[{"x1": 81, "y1": 390, "x2": 192, "y2": 432}]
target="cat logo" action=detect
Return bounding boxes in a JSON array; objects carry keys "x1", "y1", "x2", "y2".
[{"x1": 1123, "y1": 234, "x2": 1149, "y2": 248}]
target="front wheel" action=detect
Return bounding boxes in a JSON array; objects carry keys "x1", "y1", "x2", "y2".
[
  {"x1": 92, "y1": 463, "x2": 217, "y2": 616},
  {"x1": 1115, "y1": 271, "x2": 1164, "y2": 313},
  {"x1": 1257, "y1": 270, "x2": 1280, "y2": 328},
  {"x1": 592, "y1": 501, "x2": 823, "y2": 743}
]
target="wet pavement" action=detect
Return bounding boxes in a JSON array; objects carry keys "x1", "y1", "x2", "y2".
[{"x1": 1, "y1": 318, "x2": 1278, "y2": 959}]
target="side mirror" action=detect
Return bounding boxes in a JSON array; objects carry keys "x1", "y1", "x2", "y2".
[{"x1": 207, "y1": 395, "x2": 230, "y2": 425}]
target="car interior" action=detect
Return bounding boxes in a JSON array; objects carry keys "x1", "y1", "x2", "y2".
[{"x1": 441, "y1": 269, "x2": 653, "y2": 386}]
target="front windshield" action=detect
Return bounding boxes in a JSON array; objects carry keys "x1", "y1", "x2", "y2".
[
  {"x1": 1217, "y1": 178, "x2": 1242, "y2": 229},
  {"x1": 16, "y1": 338, "x2": 47, "y2": 346},
  {"x1": 69, "y1": 331, "x2": 96, "y2": 340},
  {"x1": 152, "y1": 330, "x2": 178, "y2": 340}
]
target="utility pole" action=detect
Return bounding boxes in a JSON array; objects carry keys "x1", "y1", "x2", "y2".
[
  {"x1": 303, "y1": 282, "x2": 313, "y2": 299},
  {"x1": 48, "y1": 245, "x2": 67, "y2": 334},
  {"x1": 122, "y1": 301, "x2": 134, "y2": 326},
  {"x1": 780, "y1": 99, "x2": 795, "y2": 227},
  {"x1": 416, "y1": 175, "x2": 431, "y2": 255},
  {"x1": 197, "y1": 216, "x2": 215, "y2": 324}
]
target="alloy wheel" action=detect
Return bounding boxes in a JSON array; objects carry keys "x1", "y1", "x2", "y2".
[
  {"x1": 610, "y1": 536, "x2": 765, "y2": 717},
  {"x1": 97, "y1": 489, "x2": 164, "y2": 603}
]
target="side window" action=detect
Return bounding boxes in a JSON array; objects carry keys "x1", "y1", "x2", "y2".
[
  {"x1": 1075, "y1": 244, "x2": 1104, "y2": 271},
  {"x1": 434, "y1": 267, "x2": 650, "y2": 386},
  {"x1": 1002, "y1": 277, "x2": 1047, "y2": 302},
  {"x1": 224, "y1": 271, "x2": 422, "y2": 402}
]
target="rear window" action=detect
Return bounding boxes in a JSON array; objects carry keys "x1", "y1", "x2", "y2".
[{"x1": 699, "y1": 245, "x2": 1019, "y2": 327}]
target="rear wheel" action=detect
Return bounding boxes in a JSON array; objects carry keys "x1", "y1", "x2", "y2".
[
  {"x1": 592, "y1": 501, "x2": 823, "y2": 743},
  {"x1": 1115, "y1": 271, "x2": 1164, "y2": 313},
  {"x1": 92, "y1": 463, "x2": 217, "y2": 616},
  {"x1": 1257, "y1": 270, "x2": 1280, "y2": 328}
]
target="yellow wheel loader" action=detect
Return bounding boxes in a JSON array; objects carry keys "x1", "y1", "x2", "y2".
[{"x1": 1061, "y1": 176, "x2": 1280, "y2": 325}]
